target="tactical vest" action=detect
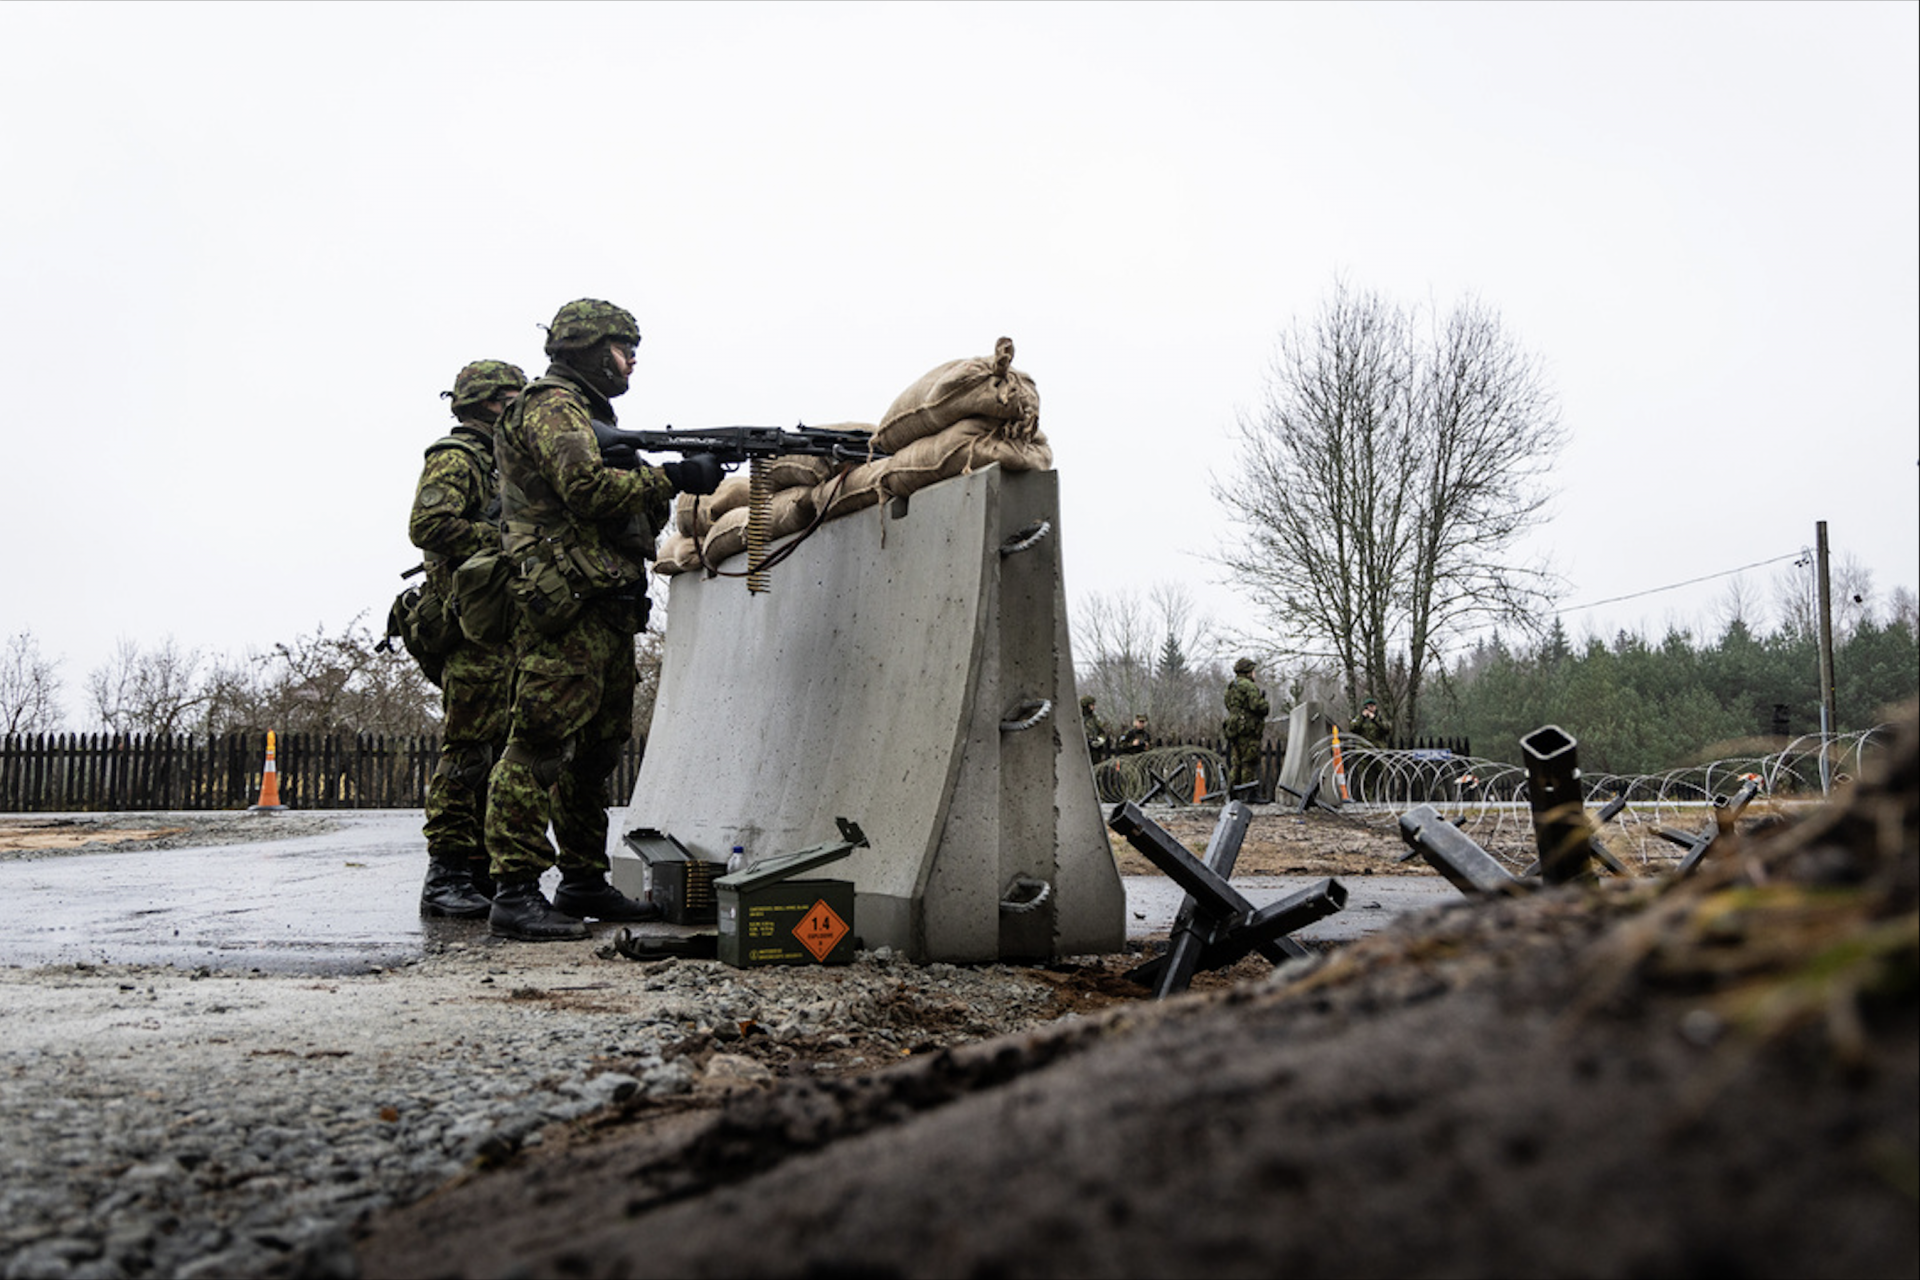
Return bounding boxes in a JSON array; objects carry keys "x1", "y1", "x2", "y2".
[{"x1": 495, "y1": 374, "x2": 651, "y2": 633}]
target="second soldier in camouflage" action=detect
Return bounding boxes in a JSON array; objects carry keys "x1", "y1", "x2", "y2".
[{"x1": 411, "y1": 359, "x2": 526, "y2": 918}]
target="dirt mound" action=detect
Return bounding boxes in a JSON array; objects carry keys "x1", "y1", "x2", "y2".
[{"x1": 356, "y1": 711, "x2": 1918, "y2": 1279}]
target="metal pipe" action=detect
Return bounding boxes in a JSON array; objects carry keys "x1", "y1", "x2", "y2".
[{"x1": 1521, "y1": 724, "x2": 1596, "y2": 884}]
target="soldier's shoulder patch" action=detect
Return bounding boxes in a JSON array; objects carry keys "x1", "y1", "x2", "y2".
[{"x1": 417, "y1": 483, "x2": 450, "y2": 509}]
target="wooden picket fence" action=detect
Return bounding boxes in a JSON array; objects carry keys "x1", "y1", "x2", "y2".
[{"x1": 0, "y1": 732, "x2": 646, "y2": 814}]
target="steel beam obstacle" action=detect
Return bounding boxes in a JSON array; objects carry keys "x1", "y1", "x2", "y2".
[
  {"x1": 1398, "y1": 803, "x2": 1527, "y2": 897},
  {"x1": 1107, "y1": 800, "x2": 1347, "y2": 997},
  {"x1": 1659, "y1": 776, "x2": 1763, "y2": 875},
  {"x1": 1403, "y1": 725, "x2": 1652, "y2": 897}
]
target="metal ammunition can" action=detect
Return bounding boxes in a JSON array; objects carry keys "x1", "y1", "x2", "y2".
[{"x1": 716, "y1": 878, "x2": 856, "y2": 968}]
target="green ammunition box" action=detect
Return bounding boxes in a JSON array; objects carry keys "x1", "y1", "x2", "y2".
[{"x1": 715, "y1": 839, "x2": 859, "y2": 968}]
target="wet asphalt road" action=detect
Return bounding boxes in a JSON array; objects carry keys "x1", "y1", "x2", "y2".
[{"x1": 0, "y1": 811, "x2": 1455, "y2": 973}]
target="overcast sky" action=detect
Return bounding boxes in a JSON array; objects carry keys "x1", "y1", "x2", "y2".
[{"x1": 3, "y1": 0, "x2": 1915, "y2": 726}]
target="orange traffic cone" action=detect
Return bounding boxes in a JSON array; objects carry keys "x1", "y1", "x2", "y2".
[
  {"x1": 1330, "y1": 725, "x2": 1350, "y2": 803},
  {"x1": 249, "y1": 730, "x2": 287, "y2": 812},
  {"x1": 1192, "y1": 756, "x2": 1208, "y2": 804}
]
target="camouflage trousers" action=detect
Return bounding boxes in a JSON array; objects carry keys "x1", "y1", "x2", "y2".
[
  {"x1": 484, "y1": 599, "x2": 638, "y2": 882},
  {"x1": 422, "y1": 642, "x2": 512, "y2": 872},
  {"x1": 1227, "y1": 733, "x2": 1264, "y2": 792}
]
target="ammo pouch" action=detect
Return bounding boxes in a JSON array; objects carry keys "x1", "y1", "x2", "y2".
[
  {"x1": 504, "y1": 520, "x2": 644, "y2": 638},
  {"x1": 384, "y1": 583, "x2": 452, "y2": 687},
  {"x1": 414, "y1": 575, "x2": 462, "y2": 654},
  {"x1": 451, "y1": 549, "x2": 515, "y2": 645}
]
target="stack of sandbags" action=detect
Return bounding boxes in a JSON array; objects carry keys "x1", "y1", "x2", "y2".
[
  {"x1": 654, "y1": 475, "x2": 746, "y2": 576},
  {"x1": 656, "y1": 339, "x2": 1052, "y2": 572},
  {"x1": 816, "y1": 337, "x2": 1050, "y2": 519}
]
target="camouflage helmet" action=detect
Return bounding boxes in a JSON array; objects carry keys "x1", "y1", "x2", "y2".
[
  {"x1": 445, "y1": 360, "x2": 528, "y2": 416},
  {"x1": 1234, "y1": 657, "x2": 1256, "y2": 675},
  {"x1": 1080, "y1": 694, "x2": 1098, "y2": 709},
  {"x1": 543, "y1": 298, "x2": 640, "y2": 357}
]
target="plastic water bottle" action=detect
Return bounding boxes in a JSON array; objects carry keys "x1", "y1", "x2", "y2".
[{"x1": 726, "y1": 844, "x2": 748, "y2": 875}]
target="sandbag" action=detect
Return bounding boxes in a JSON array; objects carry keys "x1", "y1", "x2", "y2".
[
  {"x1": 767, "y1": 487, "x2": 817, "y2": 540},
  {"x1": 881, "y1": 418, "x2": 1054, "y2": 501},
  {"x1": 701, "y1": 506, "x2": 752, "y2": 566},
  {"x1": 875, "y1": 338, "x2": 1040, "y2": 453},
  {"x1": 672, "y1": 493, "x2": 712, "y2": 542},
  {"x1": 812, "y1": 459, "x2": 890, "y2": 522},
  {"x1": 674, "y1": 474, "x2": 753, "y2": 541},
  {"x1": 707, "y1": 474, "x2": 753, "y2": 518},
  {"x1": 653, "y1": 533, "x2": 699, "y2": 577}
]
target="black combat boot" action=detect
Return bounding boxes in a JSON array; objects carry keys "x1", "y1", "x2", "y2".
[
  {"x1": 470, "y1": 858, "x2": 496, "y2": 902},
  {"x1": 488, "y1": 879, "x2": 590, "y2": 942},
  {"x1": 420, "y1": 860, "x2": 492, "y2": 919},
  {"x1": 553, "y1": 868, "x2": 662, "y2": 922}
]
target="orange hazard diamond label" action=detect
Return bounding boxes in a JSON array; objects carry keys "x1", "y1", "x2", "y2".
[{"x1": 793, "y1": 898, "x2": 850, "y2": 962}]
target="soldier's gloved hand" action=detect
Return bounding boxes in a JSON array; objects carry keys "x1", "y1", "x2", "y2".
[
  {"x1": 663, "y1": 453, "x2": 723, "y2": 495},
  {"x1": 600, "y1": 443, "x2": 640, "y2": 470}
]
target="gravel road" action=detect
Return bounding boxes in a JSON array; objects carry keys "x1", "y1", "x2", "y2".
[
  {"x1": 0, "y1": 805, "x2": 1450, "y2": 1280},
  {"x1": 0, "y1": 938, "x2": 1090, "y2": 1280}
]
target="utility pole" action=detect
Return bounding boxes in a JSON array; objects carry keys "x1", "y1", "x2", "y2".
[{"x1": 1816, "y1": 520, "x2": 1837, "y2": 795}]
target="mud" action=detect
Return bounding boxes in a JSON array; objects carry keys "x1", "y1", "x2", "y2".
[{"x1": 356, "y1": 712, "x2": 1920, "y2": 1279}]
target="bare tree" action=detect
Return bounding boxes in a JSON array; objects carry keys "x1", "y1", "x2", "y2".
[
  {"x1": 1, "y1": 629, "x2": 64, "y2": 735},
  {"x1": 1215, "y1": 281, "x2": 1563, "y2": 734},
  {"x1": 210, "y1": 615, "x2": 439, "y2": 737},
  {"x1": 1772, "y1": 556, "x2": 1818, "y2": 640},
  {"x1": 1831, "y1": 553, "x2": 1877, "y2": 641},
  {"x1": 1888, "y1": 585, "x2": 1918, "y2": 634},
  {"x1": 1774, "y1": 550, "x2": 1878, "y2": 643},
  {"x1": 1073, "y1": 583, "x2": 1234, "y2": 739},
  {"x1": 632, "y1": 626, "x2": 666, "y2": 741},
  {"x1": 1072, "y1": 589, "x2": 1154, "y2": 726},
  {"x1": 88, "y1": 636, "x2": 210, "y2": 736},
  {"x1": 1714, "y1": 576, "x2": 1764, "y2": 634}
]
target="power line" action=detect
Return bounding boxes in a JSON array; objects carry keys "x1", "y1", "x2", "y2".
[{"x1": 1558, "y1": 551, "x2": 1805, "y2": 614}]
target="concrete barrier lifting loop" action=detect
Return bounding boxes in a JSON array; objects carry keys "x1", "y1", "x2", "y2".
[
  {"x1": 999, "y1": 875, "x2": 1051, "y2": 914},
  {"x1": 998, "y1": 520, "x2": 1051, "y2": 556},
  {"x1": 1000, "y1": 699, "x2": 1052, "y2": 733}
]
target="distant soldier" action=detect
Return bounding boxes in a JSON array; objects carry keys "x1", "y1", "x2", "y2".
[
  {"x1": 411, "y1": 359, "x2": 526, "y2": 919},
  {"x1": 1080, "y1": 694, "x2": 1112, "y2": 764},
  {"x1": 1222, "y1": 658, "x2": 1270, "y2": 796},
  {"x1": 1351, "y1": 698, "x2": 1392, "y2": 745},
  {"x1": 1346, "y1": 698, "x2": 1392, "y2": 802},
  {"x1": 1117, "y1": 715, "x2": 1152, "y2": 755}
]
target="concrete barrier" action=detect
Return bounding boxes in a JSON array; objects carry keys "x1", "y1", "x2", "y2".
[
  {"x1": 1278, "y1": 700, "x2": 1337, "y2": 801},
  {"x1": 611, "y1": 466, "x2": 1124, "y2": 962}
]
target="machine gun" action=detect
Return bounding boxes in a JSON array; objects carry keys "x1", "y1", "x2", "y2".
[
  {"x1": 589, "y1": 420, "x2": 878, "y2": 469},
  {"x1": 589, "y1": 420, "x2": 883, "y2": 592}
]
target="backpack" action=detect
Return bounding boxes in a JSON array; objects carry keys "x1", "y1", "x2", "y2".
[{"x1": 378, "y1": 576, "x2": 458, "y2": 688}]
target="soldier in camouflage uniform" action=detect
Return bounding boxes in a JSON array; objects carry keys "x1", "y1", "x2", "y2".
[
  {"x1": 1080, "y1": 695, "x2": 1111, "y2": 764},
  {"x1": 1223, "y1": 657, "x2": 1270, "y2": 796},
  {"x1": 484, "y1": 299, "x2": 723, "y2": 942},
  {"x1": 1350, "y1": 698, "x2": 1391, "y2": 744},
  {"x1": 412, "y1": 359, "x2": 526, "y2": 919}
]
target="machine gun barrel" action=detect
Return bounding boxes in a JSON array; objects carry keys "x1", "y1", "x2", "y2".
[{"x1": 589, "y1": 420, "x2": 880, "y2": 467}]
